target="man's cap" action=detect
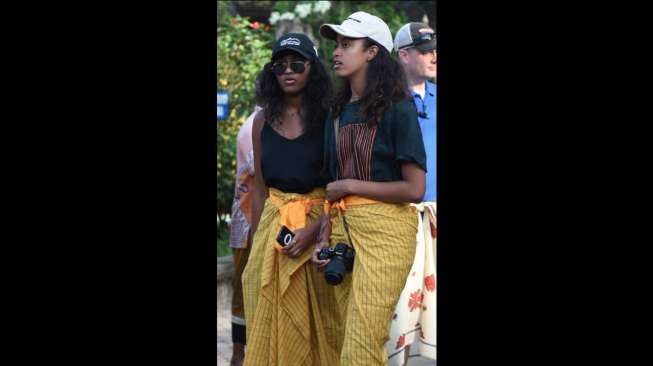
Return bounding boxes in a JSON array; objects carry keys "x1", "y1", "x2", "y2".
[{"x1": 394, "y1": 22, "x2": 437, "y2": 52}]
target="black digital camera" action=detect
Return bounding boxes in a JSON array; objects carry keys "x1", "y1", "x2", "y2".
[{"x1": 317, "y1": 243, "x2": 355, "y2": 285}]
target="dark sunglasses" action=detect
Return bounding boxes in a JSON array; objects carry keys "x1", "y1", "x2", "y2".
[
  {"x1": 401, "y1": 32, "x2": 436, "y2": 49},
  {"x1": 270, "y1": 61, "x2": 307, "y2": 75}
]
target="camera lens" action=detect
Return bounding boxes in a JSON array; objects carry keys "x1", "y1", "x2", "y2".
[{"x1": 324, "y1": 259, "x2": 346, "y2": 285}]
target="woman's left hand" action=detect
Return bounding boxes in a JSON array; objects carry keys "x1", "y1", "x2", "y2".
[{"x1": 282, "y1": 228, "x2": 313, "y2": 258}]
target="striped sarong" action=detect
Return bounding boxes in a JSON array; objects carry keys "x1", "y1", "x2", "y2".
[
  {"x1": 326, "y1": 197, "x2": 418, "y2": 365},
  {"x1": 242, "y1": 188, "x2": 341, "y2": 366}
]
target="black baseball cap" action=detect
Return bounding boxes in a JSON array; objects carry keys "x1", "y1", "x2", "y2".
[{"x1": 271, "y1": 33, "x2": 319, "y2": 61}]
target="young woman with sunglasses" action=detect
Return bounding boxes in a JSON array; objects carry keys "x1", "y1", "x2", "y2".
[
  {"x1": 312, "y1": 12, "x2": 427, "y2": 365},
  {"x1": 241, "y1": 33, "x2": 340, "y2": 366}
]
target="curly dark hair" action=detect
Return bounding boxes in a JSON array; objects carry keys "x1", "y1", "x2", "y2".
[
  {"x1": 255, "y1": 51, "x2": 332, "y2": 135},
  {"x1": 332, "y1": 38, "x2": 411, "y2": 127}
]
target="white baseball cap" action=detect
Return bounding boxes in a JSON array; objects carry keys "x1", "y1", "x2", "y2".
[{"x1": 319, "y1": 11, "x2": 393, "y2": 53}]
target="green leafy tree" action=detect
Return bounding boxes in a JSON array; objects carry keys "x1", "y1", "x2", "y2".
[{"x1": 217, "y1": 14, "x2": 274, "y2": 255}]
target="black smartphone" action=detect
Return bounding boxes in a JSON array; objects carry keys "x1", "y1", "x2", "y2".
[{"x1": 276, "y1": 225, "x2": 295, "y2": 247}]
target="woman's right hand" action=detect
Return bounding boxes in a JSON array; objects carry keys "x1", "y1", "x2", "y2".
[
  {"x1": 311, "y1": 214, "x2": 332, "y2": 271},
  {"x1": 311, "y1": 241, "x2": 330, "y2": 271}
]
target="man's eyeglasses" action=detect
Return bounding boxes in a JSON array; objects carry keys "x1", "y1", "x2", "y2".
[{"x1": 270, "y1": 61, "x2": 307, "y2": 75}]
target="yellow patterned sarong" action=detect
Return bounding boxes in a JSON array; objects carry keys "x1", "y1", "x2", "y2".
[
  {"x1": 242, "y1": 188, "x2": 341, "y2": 366},
  {"x1": 326, "y1": 197, "x2": 418, "y2": 366}
]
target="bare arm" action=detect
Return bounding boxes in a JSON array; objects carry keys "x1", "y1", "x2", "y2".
[
  {"x1": 326, "y1": 162, "x2": 425, "y2": 203},
  {"x1": 247, "y1": 110, "x2": 269, "y2": 248}
]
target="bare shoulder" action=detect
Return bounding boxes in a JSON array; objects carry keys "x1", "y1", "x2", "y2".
[{"x1": 253, "y1": 108, "x2": 266, "y2": 133}]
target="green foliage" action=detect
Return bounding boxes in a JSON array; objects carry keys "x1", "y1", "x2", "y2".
[
  {"x1": 217, "y1": 225, "x2": 231, "y2": 257},
  {"x1": 217, "y1": 15, "x2": 274, "y2": 255}
]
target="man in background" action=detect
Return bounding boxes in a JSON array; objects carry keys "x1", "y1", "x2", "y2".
[
  {"x1": 228, "y1": 105, "x2": 261, "y2": 366},
  {"x1": 386, "y1": 23, "x2": 437, "y2": 365}
]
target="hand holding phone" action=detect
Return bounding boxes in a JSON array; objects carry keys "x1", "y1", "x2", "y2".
[{"x1": 275, "y1": 225, "x2": 295, "y2": 252}]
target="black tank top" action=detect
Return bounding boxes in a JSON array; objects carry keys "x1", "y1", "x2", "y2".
[{"x1": 261, "y1": 122, "x2": 327, "y2": 194}]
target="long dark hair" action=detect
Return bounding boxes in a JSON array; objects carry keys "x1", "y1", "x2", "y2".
[
  {"x1": 332, "y1": 38, "x2": 411, "y2": 127},
  {"x1": 255, "y1": 52, "x2": 332, "y2": 134}
]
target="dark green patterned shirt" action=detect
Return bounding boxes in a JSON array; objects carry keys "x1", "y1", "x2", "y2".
[{"x1": 324, "y1": 99, "x2": 427, "y2": 182}]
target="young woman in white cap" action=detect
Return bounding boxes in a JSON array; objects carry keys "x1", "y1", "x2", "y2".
[
  {"x1": 241, "y1": 33, "x2": 340, "y2": 366},
  {"x1": 312, "y1": 11, "x2": 427, "y2": 366}
]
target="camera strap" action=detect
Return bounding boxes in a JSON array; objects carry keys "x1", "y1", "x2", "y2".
[
  {"x1": 334, "y1": 116, "x2": 351, "y2": 246},
  {"x1": 340, "y1": 211, "x2": 355, "y2": 248},
  {"x1": 333, "y1": 116, "x2": 340, "y2": 179},
  {"x1": 334, "y1": 116, "x2": 355, "y2": 248}
]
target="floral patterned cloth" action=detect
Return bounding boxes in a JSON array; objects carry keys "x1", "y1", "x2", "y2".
[
  {"x1": 386, "y1": 202, "x2": 437, "y2": 364},
  {"x1": 229, "y1": 106, "x2": 261, "y2": 249}
]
